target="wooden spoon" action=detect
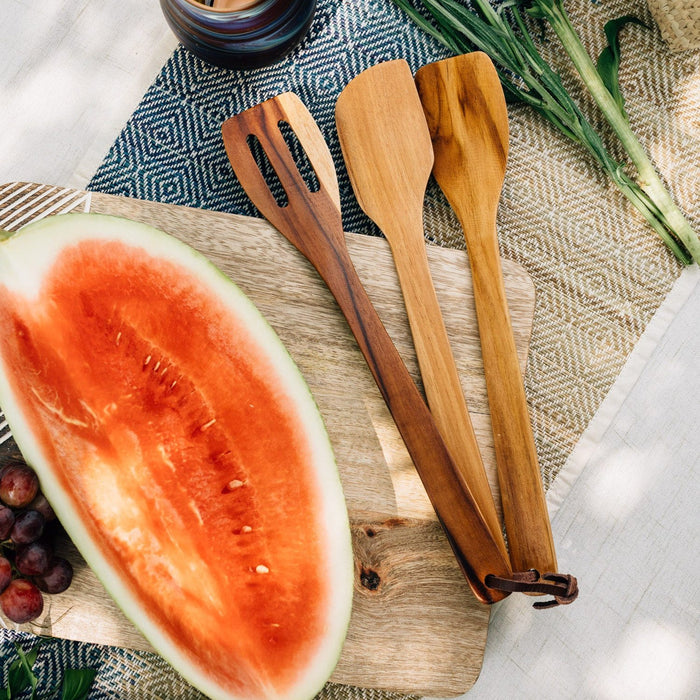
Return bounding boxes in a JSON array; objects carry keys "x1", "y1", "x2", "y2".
[
  {"x1": 415, "y1": 53, "x2": 558, "y2": 575},
  {"x1": 335, "y1": 60, "x2": 506, "y2": 559},
  {"x1": 222, "y1": 92, "x2": 512, "y2": 603}
]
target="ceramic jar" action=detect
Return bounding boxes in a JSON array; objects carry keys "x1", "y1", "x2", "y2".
[{"x1": 160, "y1": 0, "x2": 316, "y2": 69}]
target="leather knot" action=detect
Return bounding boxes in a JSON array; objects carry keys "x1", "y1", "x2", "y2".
[
  {"x1": 484, "y1": 569, "x2": 579, "y2": 609},
  {"x1": 534, "y1": 571, "x2": 579, "y2": 609}
]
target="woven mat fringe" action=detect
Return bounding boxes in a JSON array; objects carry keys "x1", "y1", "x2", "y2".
[{"x1": 3, "y1": 0, "x2": 698, "y2": 697}]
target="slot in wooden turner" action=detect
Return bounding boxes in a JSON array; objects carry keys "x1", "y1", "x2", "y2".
[
  {"x1": 415, "y1": 53, "x2": 558, "y2": 575},
  {"x1": 222, "y1": 92, "x2": 512, "y2": 603},
  {"x1": 335, "y1": 60, "x2": 506, "y2": 559}
]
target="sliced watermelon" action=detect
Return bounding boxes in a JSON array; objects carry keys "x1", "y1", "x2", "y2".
[{"x1": 0, "y1": 213, "x2": 354, "y2": 700}]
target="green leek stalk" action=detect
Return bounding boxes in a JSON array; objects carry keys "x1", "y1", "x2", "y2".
[
  {"x1": 392, "y1": 0, "x2": 700, "y2": 264},
  {"x1": 528, "y1": 0, "x2": 700, "y2": 264}
]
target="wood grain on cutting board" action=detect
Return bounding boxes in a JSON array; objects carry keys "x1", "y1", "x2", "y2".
[{"x1": 0, "y1": 183, "x2": 536, "y2": 697}]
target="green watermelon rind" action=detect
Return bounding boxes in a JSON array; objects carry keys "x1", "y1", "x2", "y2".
[{"x1": 0, "y1": 212, "x2": 354, "y2": 700}]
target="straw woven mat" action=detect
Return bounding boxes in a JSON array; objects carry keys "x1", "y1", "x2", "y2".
[
  {"x1": 647, "y1": 0, "x2": 700, "y2": 51},
  {"x1": 5, "y1": 1, "x2": 699, "y2": 699}
]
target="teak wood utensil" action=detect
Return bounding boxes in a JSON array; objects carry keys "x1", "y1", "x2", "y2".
[
  {"x1": 335, "y1": 60, "x2": 506, "y2": 559},
  {"x1": 415, "y1": 52, "x2": 558, "y2": 575},
  {"x1": 221, "y1": 93, "x2": 513, "y2": 603}
]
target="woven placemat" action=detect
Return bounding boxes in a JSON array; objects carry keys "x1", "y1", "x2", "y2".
[{"x1": 3, "y1": 0, "x2": 699, "y2": 697}]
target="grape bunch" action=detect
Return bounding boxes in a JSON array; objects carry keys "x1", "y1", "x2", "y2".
[{"x1": 0, "y1": 462, "x2": 73, "y2": 624}]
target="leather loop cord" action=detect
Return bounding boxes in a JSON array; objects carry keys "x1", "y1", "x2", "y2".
[{"x1": 485, "y1": 569, "x2": 579, "y2": 609}]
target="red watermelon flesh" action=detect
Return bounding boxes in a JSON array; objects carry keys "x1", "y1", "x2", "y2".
[{"x1": 0, "y1": 213, "x2": 353, "y2": 700}]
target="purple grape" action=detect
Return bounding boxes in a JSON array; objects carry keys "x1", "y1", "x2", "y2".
[
  {"x1": 27, "y1": 492, "x2": 56, "y2": 522},
  {"x1": 10, "y1": 510, "x2": 45, "y2": 545},
  {"x1": 0, "y1": 464, "x2": 39, "y2": 508},
  {"x1": 0, "y1": 505, "x2": 14, "y2": 540},
  {"x1": 0, "y1": 578, "x2": 44, "y2": 623},
  {"x1": 0, "y1": 557, "x2": 11, "y2": 593},
  {"x1": 15, "y1": 541, "x2": 53, "y2": 577},
  {"x1": 34, "y1": 556, "x2": 73, "y2": 594}
]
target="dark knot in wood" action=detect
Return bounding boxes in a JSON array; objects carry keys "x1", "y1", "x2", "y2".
[{"x1": 360, "y1": 566, "x2": 381, "y2": 591}]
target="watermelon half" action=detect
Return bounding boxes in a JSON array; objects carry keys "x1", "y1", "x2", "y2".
[{"x1": 0, "y1": 213, "x2": 354, "y2": 700}]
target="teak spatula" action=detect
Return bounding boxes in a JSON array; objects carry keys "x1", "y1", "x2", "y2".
[
  {"x1": 221, "y1": 92, "x2": 512, "y2": 603},
  {"x1": 415, "y1": 53, "x2": 558, "y2": 576},
  {"x1": 335, "y1": 60, "x2": 506, "y2": 559}
]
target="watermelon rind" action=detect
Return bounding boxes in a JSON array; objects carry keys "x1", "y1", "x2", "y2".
[{"x1": 0, "y1": 212, "x2": 354, "y2": 700}]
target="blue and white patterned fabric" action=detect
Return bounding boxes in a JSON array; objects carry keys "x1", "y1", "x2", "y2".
[
  {"x1": 0, "y1": 628, "x2": 205, "y2": 699},
  {"x1": 88, "y1": 0, "x2": 450, "y2": 237}
]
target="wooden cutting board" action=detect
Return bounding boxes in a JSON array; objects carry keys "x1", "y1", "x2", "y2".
[{"x1": 0, "y1": 182, "x2": 536, "y2": 697}]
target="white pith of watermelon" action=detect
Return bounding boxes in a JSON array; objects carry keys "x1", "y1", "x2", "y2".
[{"x1": 0, "y1": 212, "x2": 354, "y2": 700}]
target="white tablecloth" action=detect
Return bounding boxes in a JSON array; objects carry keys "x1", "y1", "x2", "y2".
[
  {"x1": 0, "y1": 0, "x2": 176, "y2": 189},
  {"x1": 1, "y1": 2, "x2": 698, "y2": 698},
  {"x1": 467, "y1": 266, "x2": 699, "y2": 700}
]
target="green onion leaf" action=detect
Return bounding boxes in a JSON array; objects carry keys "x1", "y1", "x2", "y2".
[
  {"x1": 596, "y1": 15, "x2": 648, "y2": 117},
  {"x1": 393, "y1": 0, "x2": 700, "y2": 263}
]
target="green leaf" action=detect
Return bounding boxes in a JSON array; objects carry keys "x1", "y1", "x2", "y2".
[
  {"x1": 2, "y1": 642, "x2": 98, "y2": 700},
  {"x1": 59, "y1": 669, "x2": 96, "y2": 700},
  {"x1": 4, "y1": 643, "x2": 41, "y2": 699},
  {"x1": 596, "y1": 15, "x2": 648, "y2": 117}
]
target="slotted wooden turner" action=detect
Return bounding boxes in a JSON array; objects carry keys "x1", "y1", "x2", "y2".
[{"x1": 221, "y1": 92, "x2": 512, "y2": 603}]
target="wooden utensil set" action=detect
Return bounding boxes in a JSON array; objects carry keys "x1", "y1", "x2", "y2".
[{"x1": 222, "y1": 52, "x2": 577, "y2": 608}]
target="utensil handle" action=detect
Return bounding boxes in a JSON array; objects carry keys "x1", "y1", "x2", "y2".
[
  {"x1": 314, "y1": 240, "x2": 512, "y2": 603},
  {"x1": 460, "y1": 217, "x2": 557, "y2": 575},
  {"x1": 382, "y1": 221, "x2": 507, "y2": 559}
]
